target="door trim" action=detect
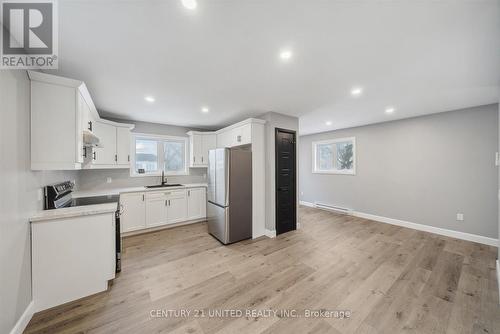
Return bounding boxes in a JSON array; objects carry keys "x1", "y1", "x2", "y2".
[{"x1": 275, "y1": 127, "x2": 297, "y2": 235}]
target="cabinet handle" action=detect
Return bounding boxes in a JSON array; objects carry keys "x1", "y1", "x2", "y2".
[
  {"x1": 165, "y1": 200, "x2": 168, "y2": 206},
  {"x1": 142, "y1": 194, "x2": 145, "y2": 201},
  {"x1": 93, "y1": 151, "x2": 96, "y2": 160},
  {"x1": 115, "y1": 154, "x2": 118, "y2": 162},
  {"x1": 88, "y1": 121, "x2": 93, "y2": 131},
  {"x1": 169, "y1": 200, "x2": 171, "y2": 206},
  {"x1": 237, "y1": 135, "x2": 242, "y2": 142},
  {"x1": 128, "y1": 155, "x2": 130, "y2": 162},
  {"x1": 188, "y1": 190, "x2": 190, "y2": 197},
  {"x1": 83, "y1": 146, "x2": 87, "y2": 158},
  {"x1": 201, "y1": 156, "x2": 203, "y2": 163},
  {"x1": 194, "y1": 156, "x2": 196, "y2": 163}
]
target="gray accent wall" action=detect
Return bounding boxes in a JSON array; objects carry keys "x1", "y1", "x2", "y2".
[
  {"x1": 299, "y1": 104, "x2": 499, "y2": 239},
  {"x1": 0, "y1": 70, "x2": 79, "y2": 334},
  {"x1": 77, "y1": 120, "x2": 208, "y2": 191},
  {"x1": 259, "y1": 112, "x2": 299, "y2": 231}
]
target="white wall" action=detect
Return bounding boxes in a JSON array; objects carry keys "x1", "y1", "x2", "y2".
[
  {"x1": 0, "y1": 70, "x2": 79, "y2": 334},
  {"x1": 259, "y1": 112, "x2": 299, "y2": 231},
  {"x1": 300, "y1": 104, "x2": 499, "y2": 239}
]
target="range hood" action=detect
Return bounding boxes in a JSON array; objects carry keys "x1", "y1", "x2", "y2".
[{"x1": 83, "y1": 130, "x2": 103, "y2": 148}]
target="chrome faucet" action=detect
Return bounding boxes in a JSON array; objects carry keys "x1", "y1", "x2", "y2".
[{"x1": 161, "y1": 170, "x2": 167, "y2": 186}]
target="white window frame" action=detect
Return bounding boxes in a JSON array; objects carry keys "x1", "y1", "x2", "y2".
[
  {"x1": 130, "y1": 133, "x2": 189, "y2": 177},
  {"x1": 312, "y1": 137, "x2": 356, "y2": 175}
]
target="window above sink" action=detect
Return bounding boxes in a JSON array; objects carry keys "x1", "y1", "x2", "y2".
[{"x1": 130, "y1": 133, "x2": 188, "y2": 177}]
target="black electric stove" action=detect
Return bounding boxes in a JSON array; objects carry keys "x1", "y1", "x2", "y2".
[{"x1": 44, "y1": 181, "x2": 122, "y2": 273}]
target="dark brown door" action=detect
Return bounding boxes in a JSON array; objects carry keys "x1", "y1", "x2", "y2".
[{"x1": 275, "y1": 128, "x2": 297, "y2": 235}]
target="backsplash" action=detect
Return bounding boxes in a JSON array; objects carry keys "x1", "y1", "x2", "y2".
[{"x1": 77, "y1": 168, "x2": 207, "y2": 191}]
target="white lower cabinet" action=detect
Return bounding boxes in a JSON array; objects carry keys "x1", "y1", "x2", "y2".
[
  {"x1": 121, "y1": 187, "x2": 206, "y2": 234},
  {"x1": 165, "y1": 190, "x2": 187, "y2": 224},
  {"x1": 145, "y1": 192, "x2": 167, "y2": 227},
  {"x1": 120, "y1": 192, "x2": 146, "y2": 232},
  {"x1": 187, "y1": 187, "x2": 206, "y2": 220}
]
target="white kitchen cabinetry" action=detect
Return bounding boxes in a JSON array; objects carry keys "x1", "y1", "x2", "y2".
[
  {"x1": 29, "y1": 71, "x2": 99, "y2": 170},
  {"x1": 187, "y1": 187, "x2": 206, "y2": 220},
  {"x1": 187, "y1": 132, "x2": 216, "y2": 167},
  {"x1": 216, "y1": 123, "x2": 252, "y2": 148},
  {"x1": 29, "y1": 71, "x2": 134, "y2": 170},
  {"x1": 120, "y1": 187, "x2": 206, "y2": 234},
  {"x1": 92, "y1": 121, "x2": 117, "y2": 165},
  {"x1": 87, "y1": 121, "x2": 133, "y2": 169},
  {"x1": 120, "y1": 192, "x2": 146, "y2": 232},
  {"x1": 145, "y1": 192, "x2": 167, "y2": 227},
  {"x1": 166, "y1": 190, "x2": 188, "y2": 223},
  {"x1": 116, "y1": 127, "x2": 131, "y2": 165},
  {"x1": 31, "y1": 212, "x2": 115, "y2": 312}
]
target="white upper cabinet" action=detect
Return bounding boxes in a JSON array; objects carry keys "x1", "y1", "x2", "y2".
[
  {"x1": 29, "y1": 71, "x2": 134, "y2": 170},
  {"x1": 92, "y1": 121, "x2": 117, "y2": 165},
  {"x1": 216, "y1": 119, "x2": 263, "y2": 148},
  {"x1": 187, "y1": 132, "x2": 216, "y2": 167},
  {"x1": 116, "y1": 127, "x2": 131, "y2": 165},
  {"x1": 88, "y1": 122, "x2": 132, "y2": 168}
]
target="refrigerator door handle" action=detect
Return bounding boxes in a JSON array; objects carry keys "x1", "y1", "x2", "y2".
[{"x1": 208, "y1": 200, "x2": 226, "y2": 209}]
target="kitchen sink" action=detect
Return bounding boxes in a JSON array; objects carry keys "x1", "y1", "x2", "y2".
[{"x1": 146, "y1": 184, "x2": 183, "y2": 189}]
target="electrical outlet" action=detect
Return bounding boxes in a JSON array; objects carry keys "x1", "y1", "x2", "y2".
[
  {"x1": 456, "y1": 213, "x2": 464, "y2": 221},
  {"x1": 106, "y1": 177, "x2": 112, "y2": 184}
]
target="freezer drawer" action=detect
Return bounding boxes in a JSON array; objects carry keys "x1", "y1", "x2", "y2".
[{"x1": 207, "y1": 201, "x2": 229, "y2": 244}]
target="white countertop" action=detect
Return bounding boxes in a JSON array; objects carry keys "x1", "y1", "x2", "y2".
[
  {"x1": 30, "y1": 203, "x2": 118, "y2": 223},
  {"x1": 30, "y1": 183, "x2": 208, "y2": 222},
  {"x1": 72, "y1": 183, "x2": 208, "y2": 198}
]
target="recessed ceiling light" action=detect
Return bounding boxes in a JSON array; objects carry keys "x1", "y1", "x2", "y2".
[
  {"x1": 325, "y1": 121, "x2": 332, "y2": 126},
  {"x1": 279, "y1": 50, "x2": 293, "y2": 61},
  {"x1": 350, "y1": 87, "x2": 363, "y2": 96},
  {"x1": 181, "y1": 0, "x2": 197, "y2": 10},
  {"x1": 201, "y1": 107, "x2": 209, "y2": 113},
  {"x1": 144, "y1": 96, "x2": 155, "y2": 103},
  {"x1": 385, "y1": 107, "x2": 395, "y2": 114}
]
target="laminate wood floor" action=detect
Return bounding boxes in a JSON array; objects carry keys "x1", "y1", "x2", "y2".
[{"x1": 25, "y1": 206, "x2": 500, "y2": 334}]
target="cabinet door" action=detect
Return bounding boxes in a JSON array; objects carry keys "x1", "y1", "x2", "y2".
[
  {"x1": 240, "y1": 124, "x2": 252, "y2": 145},
  {"x1": 192, "y1": 134, "x2": 203, "y2": 166},
  {"x1": 216, "y1": 130, "x2": 232, "y2": 148},
  {"x1": 187, "y1": 188, "x2": 206, "y2": 220},
  {"x1": 201, "y1": 135, "x2": 216, "y2": 165},
  {"x1": 93, "y1": 122, "x2": 117, "y2": 165},
  {"x1": 116, "y1": 127, "x2": 131, "y2": 165},
  {"x1": 145, "y1": 193, "x2": 167, "y2": 227},
  {"x1": 166, "y1": 190, "x2": 187, "y2": 224},
  {"x1": 120, "y1": 193, "x2": 146, "y2": 232}
]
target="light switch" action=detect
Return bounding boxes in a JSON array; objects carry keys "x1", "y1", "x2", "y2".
[{"x1": 456, "y1": 213, "x2": 464, "y2": 221}]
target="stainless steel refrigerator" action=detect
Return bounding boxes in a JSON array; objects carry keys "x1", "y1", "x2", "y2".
[{"x1": 207, "y1": 147, "x2": 252, "y2": 244}]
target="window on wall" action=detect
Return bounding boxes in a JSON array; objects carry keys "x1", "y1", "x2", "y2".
[
  {"x1": 131, "y1": 134, "x2": 188, "y2": 176},
  {"x1": 312, "y1": 137, "x2": 356, "y2": 174}
]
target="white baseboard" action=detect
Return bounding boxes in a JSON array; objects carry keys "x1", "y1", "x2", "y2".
[
  {"x1": 9, "y1": 300, "x2": 34, "y2": 334},
  {"x1": 299, "y1": 200, "x2": 315, "y2": 208},
  {"x1": 265, "y1": 229, "x2": 276, "y2": 238},
  {"x1": 497, "y1": 260, "x2": 500, "y2": 304},
  {"x1": 352, "y1": 211, "x2": 499, "y2": 247}
]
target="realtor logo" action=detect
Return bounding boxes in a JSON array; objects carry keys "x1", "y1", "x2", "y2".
[{"x1": 1, "y1": 0, "x2": 58, "y2": 69}]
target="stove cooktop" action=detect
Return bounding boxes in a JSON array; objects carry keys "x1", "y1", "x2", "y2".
[{"x1": 70, "y1": 195, "x2": 120, "y2": 207}]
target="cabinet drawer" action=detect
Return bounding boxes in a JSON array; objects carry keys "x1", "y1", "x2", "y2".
[
  {"x1": 164, "y1": 189, "x2": 186, "y2": 199},
  {"x1": 145, "y1": 192, "x2": 166, "y2": 200}
]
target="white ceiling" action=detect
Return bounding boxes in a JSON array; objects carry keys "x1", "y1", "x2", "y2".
[{"x1": 49, "y1": 0, "x2": 499, "y2": 135}]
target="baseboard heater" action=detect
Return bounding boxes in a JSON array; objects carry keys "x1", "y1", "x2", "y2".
[{"x1": 314, "y1": 202, "x2": 352, "y2": 215}]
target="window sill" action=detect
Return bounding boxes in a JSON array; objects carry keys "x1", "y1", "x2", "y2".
[
  {"x1": 129, "y1": 172, "x2": 189, "y2": 178},
  {"x1": 312, "y1": 170, "x2": 356, "y2": 175}
]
